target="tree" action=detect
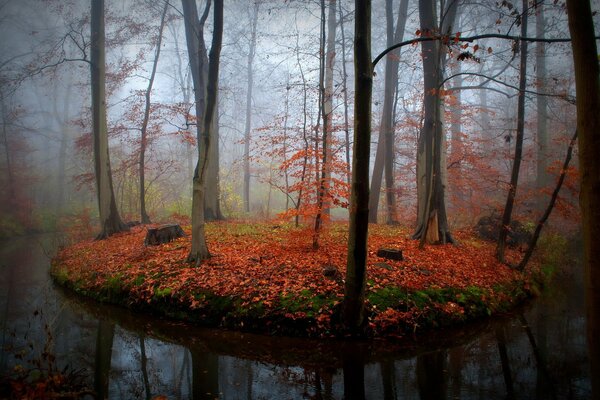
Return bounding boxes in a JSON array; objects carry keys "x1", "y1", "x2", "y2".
[
  {"x1": 91, "y1": 0, "x2": 128, "y2": 239},
  {"x1": 313, "y1": 0, "x2": 336, "y2": 249},
  {"x1": 496, "y1": 0, "x2": 528, "y2": 263},
  {"x1": 368, "y1": 0, "x2": 408, "y2": 224},
  {"x1": 535, "y1": 1, "x2": 550, "y2": 203},
  {"x1": 139, "y1": 1, "x2": 169, "y2": 224},
  {"x1": 412, "y1": 0, "x2": 458, "y2": 246},
  {"x1": 181, "y1": 0, "x2": 223, "y2": 264},
  {"x1": 343, "y1": 0, "x2": 372, "y2": 333},
  {"x1": 243, "y1": 1, "x2": 259, "y2": 214},
  {"x1": 566, "y1": 0, "x2": 600, "y2": 397}
]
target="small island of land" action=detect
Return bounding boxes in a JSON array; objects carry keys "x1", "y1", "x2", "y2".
[{"x1": 51, "y1": 221, "x2": 543, "y2": 338}]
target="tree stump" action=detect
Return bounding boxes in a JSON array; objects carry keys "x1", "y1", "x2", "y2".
[
  {"x1": 376, "y1": 248, "x2": 403, "y2": 261},
  {"x1": 144, "y1": 224, "x2": 185, "y2": 246}
]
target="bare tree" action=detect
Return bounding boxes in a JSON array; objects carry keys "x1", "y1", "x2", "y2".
[
  {"x1": 181, "y1": 0, "x2": 223, "y2": 264},
  {"x1": 91, "y1": 0, "x2": 128, "y2": 239},
  {"x1": 566, "y1": 0, "x2": 600, "y2": 397}
]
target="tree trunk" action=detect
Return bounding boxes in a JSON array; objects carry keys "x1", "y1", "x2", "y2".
[
  {"x1": 566, "y1": 1, "x2": 600, "y2": 397},
  {"x1": 314, "y1": 0, "x2": 335, "y2": 249},
  {"x1": 243, "y1": 2, "x2": 259, "y2": 214},
  {"x1": 413, "y1": 0, "x2": 455, "y2": 246},
  {"x1": 91, "y1": 0, "x2": 128, "y2": 239},
  {"x1": 182, "y1": 0, "x2": 223, "y2": 264},
  {"x1": 204, "y1": 105, "x2": 224, "y2": 221},
  {"x1": 139, "y1": 1, "x2": 168, "y2": 225},
  {"x1": 497, "y1": 1, "x2": 528, "y2": 262},
  {"x1": 368, "y1": 0, "x2": 408, "y2": 224},
  {"x1": 536, "y1": 2, "x2": 549, "y2": 208},
  {"x1": 343, "y1": 0, "x2": 371, "y2": 333},
  {"x1": 338, "y1": 0, "x2": 351, "y2": 187}
]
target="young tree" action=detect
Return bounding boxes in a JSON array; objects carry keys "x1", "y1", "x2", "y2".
[
  {"x1": 181, "y1": 0, "x2": 223, "y2": 264},
  {"x1": 243, "y1": 2, "x2": 259, "y2": 214},
  {"x1": 343, "y1": 0, "x2": 372, "y2": 333},
  {"x1": 566, "y1": 0, "x2": 600, "y2": 397},
  {"x1": 313, "y1": 0, "x2": 336, "y2": 249},
  {"x1": 139, "y1": 1, "x2": 169, "y2": 224},
  {"x1": 91, "y1": 0, "x2": 128, "y2": 239}
]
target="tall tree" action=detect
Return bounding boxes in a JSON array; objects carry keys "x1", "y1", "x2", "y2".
[
  {"x1": 243, "y1": 2, "x2": 259, "y2": 214},
  {"x1": 535, "y1": 1, "x2": 549, "y2": 206},
  {"x1": 368, "y1": 0, "x2": 408, "y2": 224},
  {"x1": 566, "y1": 0, "x2": 600, "y2": 397},
  {"x1": 412, "y1": 0, "x2": 458, "y2": 246},
  {"x1": 139, "y1": 1, "x2": 169, "y2": 224},
  {"x1": 343, "y1": 0, "x2": 372, "y2": 332},
  {"x1": 313, "y1": 0, "x2": 336, "y2": 249},
  {"x1": 181, "y1": 0, "x2": 223, "y2": 264},
  {"x1": 91, "y1": 0, "x2": 128, "y2": 239},
  {"x1": 497, "y1": 0, "x2": 528, "y2": 262}
]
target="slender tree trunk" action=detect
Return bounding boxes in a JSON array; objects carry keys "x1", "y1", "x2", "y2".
[
  {"x1": 1, "y1": 98, "x2": 15, "y2": 199},
  {"x1": 313, "y1": 0, "x2": 334, "y2": 249},
  {"x1": 497, "y1": 1, "x2": 528, "y2": 262},
  {"x1": 536, "y1": 2, "x2": 549, "y2": 208},
  {"x1": 369, "y1": 0, "x2": 408, "y2": 224},
  {"x1": 139, "y1": 1, "x2": 168, "y2": 224},
  {"x1": 343, "y1": 0, "x2": 371, "y2": 333},
  {"x1": 566, "y1": 1, "x2": 600, "y2": 397},
  {"x1": 517, "y1": 130, "x2": 577, "y2": 271},
  {"x1": 91, "y1": 0, "x2": 128, "y2": 239},
  {"x1": 338, "y1": 0, "x2": 351, "y2": 187},
  {"x1": 294, "y1": 44, "x2": 310, "y2": 227},
  {"x1": 139, "y1": 336, "x2": 152, "y2": 400},
  {"x1": 243, "y1": 2, "x2": 259, "y2": 214}
]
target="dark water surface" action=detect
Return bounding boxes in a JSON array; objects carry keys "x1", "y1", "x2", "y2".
[{"x1": 0, "y1": 234, "x2": 591, "y2": 399}]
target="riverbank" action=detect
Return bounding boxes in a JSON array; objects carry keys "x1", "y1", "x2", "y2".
[{"x1": 50, "y1": 222, "x2": 541, "y2": 338}]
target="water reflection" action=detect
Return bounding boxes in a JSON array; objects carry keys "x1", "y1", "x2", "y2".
[{"x1": 0, "y1": 235, "x2": 591, "y2": 399}]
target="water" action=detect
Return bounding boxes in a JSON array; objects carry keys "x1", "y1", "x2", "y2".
[{"x1": 0, "y1": 234, "x2": 591, "y2": 399}]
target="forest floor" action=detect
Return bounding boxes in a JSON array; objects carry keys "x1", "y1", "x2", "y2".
[{"x1": 50, "y1": 221, "x2": 546, "y2": 338}]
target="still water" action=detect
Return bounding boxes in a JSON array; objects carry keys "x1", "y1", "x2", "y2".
[{"x1": 0, "y1": 234, "x2": 591, "y2": 399}]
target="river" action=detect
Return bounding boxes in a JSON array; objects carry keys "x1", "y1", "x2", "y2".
[{"x1": 0, "y1": 234, "x2": 591, "y2": 399}]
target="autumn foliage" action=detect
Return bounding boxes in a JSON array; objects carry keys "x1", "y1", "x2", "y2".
[{"x1": 52, "y1": 222, "x2": 536, "y2": 338}]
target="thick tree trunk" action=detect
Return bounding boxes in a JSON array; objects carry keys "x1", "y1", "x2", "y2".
[
  {"x1": 413, "y1": 0, "x2": 455, "y2": 246},
  {"x1": 243, "y1": 2, "x2": 259, "y2": 214},
  {"x1": 182, "y1": 0, "x2": 223, "y2": 264},
  {"x1": 343, "y1": 0, "x2": 371, "y2": 333},
  {"x1": 566, "y1": 1, "x2": 600, "y2": 397},
  {"x1": 497, "y1": 1, "x2": 528, "y2": 262},
  {"x1": 204, "y1": 108, "x2": 223, "y2": 221},
  {"x1": 91, "y1": 0, "x2": 128, "y2": 239},
  {"x1": 139, "y1": 1, "x2": 168, "y2": 225},
  {"x1": 368, "y1": 0, "x2": 408, "y2": 224}
]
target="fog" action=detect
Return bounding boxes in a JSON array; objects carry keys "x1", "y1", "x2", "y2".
[{"x1": 0, "y1": 0, "x2": 587, "y2": 238}]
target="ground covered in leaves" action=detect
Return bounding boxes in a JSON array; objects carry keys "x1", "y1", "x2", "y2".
[{"x1": 51, "y1": 222, "x2": 540, "y2": 338}]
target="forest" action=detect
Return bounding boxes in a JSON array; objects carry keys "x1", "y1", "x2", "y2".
[{"x1": 0, "y1": 0, "x2": 599, "y2": 398}]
